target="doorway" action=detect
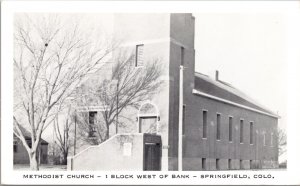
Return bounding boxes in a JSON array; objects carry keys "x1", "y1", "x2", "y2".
[{"x1": 144, "y1": 142, "x2": 161, "y2": 171}]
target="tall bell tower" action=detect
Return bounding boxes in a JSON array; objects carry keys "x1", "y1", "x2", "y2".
[{"x1": 113, "y1": 13, "x2": 195, "y2": 170}]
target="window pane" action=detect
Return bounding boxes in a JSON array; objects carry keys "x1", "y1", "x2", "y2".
[
  {"x1": 89, "y1": 111, "x2": 97, "y2": 137},
  {"x1": 270, "y1": 132, "x2": 273, "y2": 147},
  {"x1": 135, "y1": 44, "x2": 144, "y2": 67},
  {"x1": 181, "y1": 47, "x2": 184, "y2": 66},
  {"x1": 229, "y1": 117, "x2": 233, "y2": 142},
  {"x1": 203, "y1": 111, "x2": 207, "y2": 138},
  {"x1": 217, "y1": 114, "x2": 221, "y2": 140},
  {"x1": 250, "y1": 122, "x2": 253, "y2": 144},
  {"x1": 240, "y1": 120, "x2": 244, "y2": 143}
]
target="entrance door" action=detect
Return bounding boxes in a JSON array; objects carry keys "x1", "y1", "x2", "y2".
[{"x1": 144, "y1": 143, "x2": 161, "y2": 171}]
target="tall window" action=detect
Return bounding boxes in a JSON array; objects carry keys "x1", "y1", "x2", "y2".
[
  {"x1": 135, "y1": 44, "x2": 144, "y2": 67},
  {"x1": 270, "y1": 132, "x2": 273, "y2": 147},
  {"x1": 89, "y1": 111, "x2": 97, "y2": 137},
  {"x1": 263, "y1": 132, "x2": 266, "y2": 146},
  {"x1": 229, "y1": 117, "x2": 233, "y2": 142},
  {"x1": 250, "y1": 122, "x2": 254, "y2": 144},
  {"x1": 240, "y1": 119, "x2": 244, "y2": 143},
  {"x1": 216, "y1": 114, "x2": 221, "y2": 140},
  {"x1": 228, "y1": 159, "x2": 232, "y2": 170},
  {"x1": 181, "y1": 46, "x2": 184, "y2": 66},
  {"x1": 202, "y1": 158, "x2": 206, "y2": 170},
  {"x1": 203, "y1": 110, "x2": 207, "y2": 138}
]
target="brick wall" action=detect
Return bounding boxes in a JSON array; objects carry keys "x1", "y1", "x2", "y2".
[{"x1": 181, "y1": 93, "x2": 279, "y2": 170}]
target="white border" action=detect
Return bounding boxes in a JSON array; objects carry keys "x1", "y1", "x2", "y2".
[{"x1": 2, "y1": 1, "x2": 300, "y2": 185}]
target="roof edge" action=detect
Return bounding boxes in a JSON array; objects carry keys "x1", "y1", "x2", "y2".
[
  {"x1": 192, "y1": 89, "x2": 280, "y2": 119},
  {"x1": 194, "y1": 72, "x2": 277, "y2": 115}
]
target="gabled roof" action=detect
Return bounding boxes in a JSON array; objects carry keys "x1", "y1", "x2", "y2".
[
  {"x1": 13, "y1": 125, "x2": 49, "y2": 144},
  {"x1": 14, "y1": 124, "x2": 31, "y2": 139},
  {"x1": 194, "y1": 72, "x2": 279, "y2": 118}
]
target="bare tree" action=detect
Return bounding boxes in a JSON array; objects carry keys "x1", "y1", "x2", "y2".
[
  {"x1": 53, "y1": 109, "x2": 73, "y2": 165},
  {"x1": 75, "y1": 52, "x2": 164, "y2": 143},
  {"x1": 13, "y1": 14, "x2": 116, "y2": 170},
  {"x1": 277, "y1": 128, "x2": 287, "y2": 156},
  {"x1": 47, "y1": 141, "x2": 62, "y2": 165},
  {"x1": 75, "y1": 111, "x2": 107, "y2": 145}
]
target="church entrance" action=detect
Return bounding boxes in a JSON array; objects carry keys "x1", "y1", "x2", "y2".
[
  {"x1": 137, "y1": 101, "x2": 161, "y2": 171},
  {"x1": 144, "y1": 142, "x2": 161, "y2": 170}
]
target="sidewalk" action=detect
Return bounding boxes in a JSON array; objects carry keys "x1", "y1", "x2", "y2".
[{"x1": 14, "y1": 164, "x2": 67, "y2": 171}]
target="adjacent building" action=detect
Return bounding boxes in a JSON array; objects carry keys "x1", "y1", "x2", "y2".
[{"x1": 13, "y1": 125, "x2": 49, "y2": 165}]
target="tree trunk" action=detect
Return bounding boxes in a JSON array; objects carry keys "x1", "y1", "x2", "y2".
[
  {"x1": 104, "y1": 127, "x2": 109, "y2": 140},
  {"x1": 62, "y1": 151, "x2": 68, "y2": 165},
  {"x1": 29, "y1": 151, "x2": 39, "y2": 170}
]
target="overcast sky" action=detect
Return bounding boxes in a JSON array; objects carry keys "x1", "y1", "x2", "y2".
[{"x1": 193, "y1": 13, "x2": 286, "y2": 129}]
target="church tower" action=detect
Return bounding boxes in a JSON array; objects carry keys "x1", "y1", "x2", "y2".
[{"x1": 113, "y1": 13, "x2": 195, "y2": 170}]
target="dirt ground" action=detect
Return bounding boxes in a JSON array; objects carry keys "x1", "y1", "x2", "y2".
[
  {"x1": 14, "y1": 164, "x2": 67, "y2": 171},
  {"x1": 13, "y1": 164, "x2": 285, "y2": 171}
]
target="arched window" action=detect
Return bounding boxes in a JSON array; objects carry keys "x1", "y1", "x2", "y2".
[{"x1": 137, "y1": 101, "x2": 160, "y2": 134}]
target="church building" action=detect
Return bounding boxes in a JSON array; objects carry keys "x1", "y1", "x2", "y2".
[{"x1": 68, "y1": 13, "x2": 279, "y2": 171}]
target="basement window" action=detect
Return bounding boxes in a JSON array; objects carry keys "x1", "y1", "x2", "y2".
[
  {"x1": 240, "y1": 160, "x2": 243, "y2": 169},
  {"x1": 216, "y1": 159, "x2": 220, "y2": 170},
  {"x1": 202, "y1": 158, "x2": 206, "y2": 170},
  {"x1": 250, "y1": 160, "x2": 253, "y2": 169}
]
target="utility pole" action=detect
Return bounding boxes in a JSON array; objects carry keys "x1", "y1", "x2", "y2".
[
  {"x1": 73, "y1": 114, "x2": 77, "y2": 156},
  {"x1": 116, "y1": 79, "x2": 119, "y2": 134},
  {"x1": 178, "y1": 65, "x2": 184, "y2": 171}
]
